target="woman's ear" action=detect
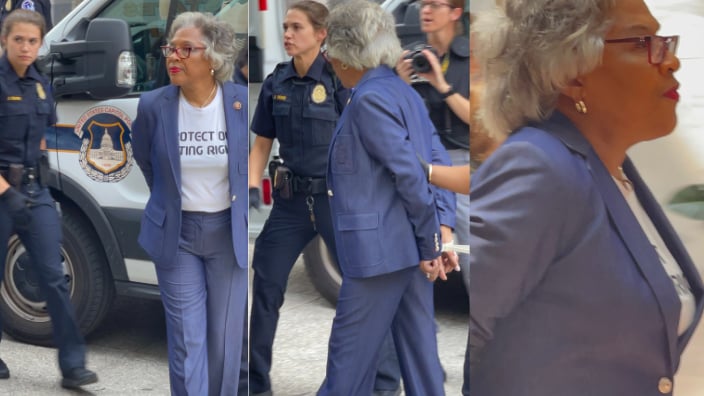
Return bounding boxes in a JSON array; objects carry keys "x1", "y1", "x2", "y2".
[
  {"x1": 450, "y1": 6, "x2": 463, "y2": 21},
  {"x1": 560, "y1": 77, "x2": 585, "y2": 103},
  {"x1": 316, "y1": 28, "x2": 328, "y2": 44}
]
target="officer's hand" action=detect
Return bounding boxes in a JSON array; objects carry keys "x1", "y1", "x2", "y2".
[
  {"x1": 249, "y1": 187, "x2": 261, "y2": 210},
  {"x1": 416, "y1": 152, "x2": 430, "y2": 182},
  {"x1": 0, "y1": 187, "x2": 34, "y2": 231}
]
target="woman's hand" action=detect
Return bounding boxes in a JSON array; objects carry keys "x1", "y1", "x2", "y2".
[{"x1": 420, "y1": 256, "x2": 447, "y2": 282}]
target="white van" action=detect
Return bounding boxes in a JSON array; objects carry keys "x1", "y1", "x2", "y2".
[{"x1": 0, "y1": 0, "x2": 248, "y2": 346}]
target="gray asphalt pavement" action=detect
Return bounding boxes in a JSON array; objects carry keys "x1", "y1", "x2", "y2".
[
  {"x1": 0, "y1": 241, "x2": 467, "y2": 395},
  {"x1": 248, "y1": 243, "x2": 469, "y2": 396},
  {"x1": 0, "y1": 296, "x2": 169, "y2": 395}
]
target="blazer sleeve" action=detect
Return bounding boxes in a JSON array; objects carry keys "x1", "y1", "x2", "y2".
[
  {"x1": 430, "y1": 129, "x2": 456, "y2": 229},
  {"x1": 132, "y1": 95, "x2": 154, "y2": 190},
  {"x1": 353, "y1": 90, "x2": 441, "y2": 260},
  {"x1": 469, "y1": 141, "x2": 576, "y2": 368}
]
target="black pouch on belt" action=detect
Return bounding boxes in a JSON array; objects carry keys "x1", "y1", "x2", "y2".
[
  {"x1": 273, "y1": 165, "x2": 293, "y2": 200},
  {"x1": 6, "y1": 164, "x2": 24, "y2": 188},
  {"x1": 38, "y1": 153, "x2": 50, "y2": 187}
]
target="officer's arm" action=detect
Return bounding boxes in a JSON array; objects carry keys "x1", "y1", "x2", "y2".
[
  {"x1": 0, "y1": 176, "x2": 9, "y2": 195},
  {"x1": 430, "y1": 164, "x2": 470, "y2": 194},
  {"x1": 248, "y1": 136, "x2": 273, "y2": 189}
]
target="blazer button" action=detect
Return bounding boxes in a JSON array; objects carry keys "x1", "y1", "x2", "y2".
[
  {"x1": 231, "y1": 195, "x2": 236, "y2": 202},
  {"x1": 327, "y1": 189, "x2": 334, "y2": 197},
  {"x1": 658, "y1": 377, "x2": 672, "y2": 394}
]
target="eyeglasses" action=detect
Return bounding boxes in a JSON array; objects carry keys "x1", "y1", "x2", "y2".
[
  {"x1": 420, "y1": 1, "x2": 454, "y2": 10},
  {"x1": 603, "y1": 35, "x2": 679, "y2": 65},
  {"x1": 160, "y1": 46, "x2": 207, "y2": 59}
]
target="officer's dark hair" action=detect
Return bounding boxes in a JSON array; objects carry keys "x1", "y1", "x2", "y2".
[
  {"x1": 1, "y1": 9, "x2": 46, "y2": 41},
  {"x1": 235, "y1": 46, "x2": 248, "y2": 70},
  {"x1": 288, "y1": 0, "x2": 329, "y2": 33}
]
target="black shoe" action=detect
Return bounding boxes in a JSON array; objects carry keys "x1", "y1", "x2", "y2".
[
  {"x1": 61, "y1": 368, "x2": 98, "y2": 389},
  {"x1": 0, "y1": 358, "x2": 9, "y2": 379}
]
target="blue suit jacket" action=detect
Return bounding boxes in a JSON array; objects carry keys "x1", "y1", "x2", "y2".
[
  {"x1": 326, "y1": 66, "x2": 455, "y2": 278},
  {"x1": 132, "y1": 82, "x2": 248, "y2": 269},
  {"x1": 469, "y1": 112, "x2": 704, "y2": 395}
]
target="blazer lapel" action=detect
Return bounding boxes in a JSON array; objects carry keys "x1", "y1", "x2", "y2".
[
  {"x1": 159, "y1": 86, "x2": 181, "y2": 191},
  {"x1": 587, "y1": 149, "x2": 680, "y2": 369},
  {"x1": 224, "y1": 83, "x2": 247, "y2": 190},
  {"x1": 623, "y1": 159, "x2": 704, "y2": 355}
]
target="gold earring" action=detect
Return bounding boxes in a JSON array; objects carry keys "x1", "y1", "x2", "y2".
[
  {"x1": 340, "y1": 63, "x2": 348, "y2": 71},
  {"x1": 575, "y1": 100, "x2": 587, "y2": 114}
]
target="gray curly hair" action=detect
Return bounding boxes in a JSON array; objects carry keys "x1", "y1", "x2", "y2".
[
  {"x1": 473, "y1": 0, "x2": 616, "y2": 136},
  {"x1": 169, "y1": 12, "x2": 236, "y2": 83},
  {"x1": 326, "y1": 0, "x2": 402, "y2": 70}
]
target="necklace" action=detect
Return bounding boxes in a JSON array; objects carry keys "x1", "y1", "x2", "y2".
[
  {"x1": 615, "y1": 166, "x2": 633, "y2": 192},
  {"x1": 185, "y1": 83, "x2": 217, "y2": 108}
]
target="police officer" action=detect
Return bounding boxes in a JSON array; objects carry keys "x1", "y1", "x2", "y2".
[
  {"x1": 0, "y1": 9, "x2": 97, "y2": 389},
  {"x1": 396, "y1": 0, "x2": 470, "y2": 288},
  {"x1": 0, "y1": 0, "x2": 52, "y2": 36},
  {"x1": 248, "y1": 1, "x2": 401, "y2": 395}
]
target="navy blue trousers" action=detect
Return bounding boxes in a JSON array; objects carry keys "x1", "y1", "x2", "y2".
[
  {"x1": 155, "y1": 209, "x2": 247, "y2": 396},
  {"x1": 249, "y1": 192, "x2": 400, "y2": 393},
  {"x1": 318, "y1": 267, "x2": 444, "y2": 396},
  {"x1": 0, "y1": 184, "x2": 85, "y2": 375}
]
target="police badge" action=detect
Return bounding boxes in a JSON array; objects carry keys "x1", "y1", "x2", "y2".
[
  {"x1": 311, "y1": 84, "x2": 326, "y2": 104},
  {"x1": 36, "y1": 82, "x2": 46, "y2": 100}
]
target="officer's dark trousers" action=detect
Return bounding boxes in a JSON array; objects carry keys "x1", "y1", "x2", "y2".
[
  {"x1": 318, "y1": 267, "x2": 444, "y2": 396},
  {"x1": 249, "y1": 191, "x2": 400, "y2": 394},
  {"x1": 0, "y1": 183, "x2": 86, "y2": 374}
]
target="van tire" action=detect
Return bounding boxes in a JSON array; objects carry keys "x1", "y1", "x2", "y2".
[
  {"x1": 302, "y1": 235, "x2": 341, "y2": 306},
  {"x1": 0, "y1": 206, "x2": 115, "y2": 346}
]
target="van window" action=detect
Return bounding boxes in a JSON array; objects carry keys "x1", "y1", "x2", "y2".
[{"x1": 95, "y1": 0, "x2": 240, "y2": 93}]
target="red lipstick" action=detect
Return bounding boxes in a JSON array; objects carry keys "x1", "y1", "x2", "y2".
[{"x1": 664, "y1": 86, "x2": 679, "y2": 101}]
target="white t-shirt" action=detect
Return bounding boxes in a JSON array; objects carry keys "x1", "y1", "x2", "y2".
[
  {"x1": 178, "y1": 85, "x2": 231, "y2": 212},
  {"x1": 614, "y1": 177, "x2": 695, "y2": 336}
]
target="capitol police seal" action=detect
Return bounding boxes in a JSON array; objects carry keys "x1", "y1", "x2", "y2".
[
  {"x1": 20, "y1": 0, "x2": 35, "y2": 11},
  {"x1": 75, "y1": 105, "x2": 134, "y2": 183}
]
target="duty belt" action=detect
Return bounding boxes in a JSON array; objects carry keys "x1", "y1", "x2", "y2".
[
  {"x1": 292, "y1": 176, "x2": 327, "y2": 195},
  {"x1": 0, "y1": 164, "x2": 40, "y2": 188}
]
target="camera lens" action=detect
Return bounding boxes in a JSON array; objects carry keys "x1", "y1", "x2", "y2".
[{"x1": 411, "y1": 53, "x2": 431, "y2": 73}]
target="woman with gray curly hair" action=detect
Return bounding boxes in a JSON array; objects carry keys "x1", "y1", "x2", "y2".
[
  {"x1": 318, "y1": 1, "x2": 457, "y2": 395},
  {"x1": 469, "y1": 0, "x2": 703, "y2": 395},
  {"x1": 132, "y1": 11, "x2": 248, "y2": 396}
]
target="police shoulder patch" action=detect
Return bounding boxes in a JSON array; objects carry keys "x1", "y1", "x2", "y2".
[{"x1": 20, "y1": 0, "x2": 35, "y2": 10}]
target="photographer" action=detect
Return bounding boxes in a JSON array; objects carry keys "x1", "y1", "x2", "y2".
[{"x1": 396, "y1": 0, "x2": 469, "y2": 285}]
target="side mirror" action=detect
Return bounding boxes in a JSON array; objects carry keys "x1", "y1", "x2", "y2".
[{"x1": 39, "y1": 18, "x2": 136, "y2": 99}]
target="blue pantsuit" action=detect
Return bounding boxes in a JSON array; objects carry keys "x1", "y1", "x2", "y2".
[{"x1": 156, "y1": 210, "x2": 247, "y2": 396}]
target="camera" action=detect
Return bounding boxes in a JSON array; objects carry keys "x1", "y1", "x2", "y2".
[{"x1": 404, "y1": 45, "x2": 439, "y2": 74}]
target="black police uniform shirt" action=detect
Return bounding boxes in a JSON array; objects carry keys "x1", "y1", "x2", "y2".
[
  {"x1": 0, "y1": 56, "x2": 57, "y2": 166},
  {"x1": 0, "y1": 0, "x2": 53, "y2": 32},
  {"x1": 250, "y1": 53, "x2": 349, "y2": 178},
  {"x1": 409, "y1": 35, "x2": 469, "y2": 150}
]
